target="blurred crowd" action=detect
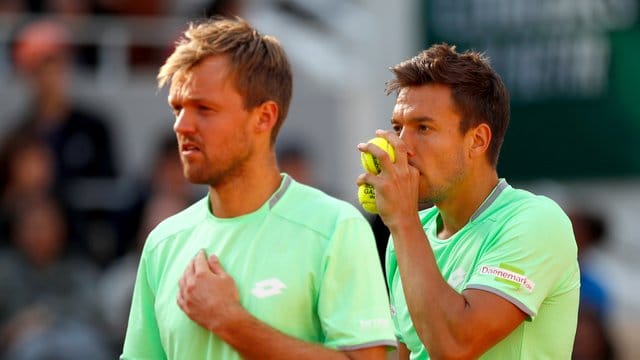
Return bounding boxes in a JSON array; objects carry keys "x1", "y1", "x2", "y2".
[
  {"x1": 0, "y1": 0, "x2": 628, "y2": 359},
  {"x1": 0, "y1": 1, "x2": 230, "y2": 358}
]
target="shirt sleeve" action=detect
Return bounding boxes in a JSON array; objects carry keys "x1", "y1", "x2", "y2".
[
  {"x1": 384, "y1": 237, "x2": 404, "y2": 343},
  {"x1": 465, "y1": 199, "x2": 578, "y2": 319},
  {"x1": 120, "y1": 248, "x2": 167, "y2": 360},
  {"x1": 317, "y1": 217, "x2": 397, "y2": 350}
]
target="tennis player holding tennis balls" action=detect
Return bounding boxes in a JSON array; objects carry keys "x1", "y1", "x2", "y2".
[{"x1": 356, "y1": 44, "x2": 579, "y2": 359}]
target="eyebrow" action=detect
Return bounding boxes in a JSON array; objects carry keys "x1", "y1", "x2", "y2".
[
  {"x1": 168, "y1": 96, "x2": 210, "y2": 108},
  {"x1": 390, "y1": 116, "x2": 435, "y2": 124}
]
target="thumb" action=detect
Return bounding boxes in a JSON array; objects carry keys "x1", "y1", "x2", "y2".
[
  {"x1": 208, "y1": 254, "x2": 225, "y2": 275},
  {"x1": 194, "y1": 249, "x2": 211, "y2": 274}
]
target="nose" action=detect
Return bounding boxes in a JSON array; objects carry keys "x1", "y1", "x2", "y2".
[
  {"x1": 173, "y1": 109, "x2": 195, "y2": 135},
  {"x1": 398, "y1": 128, "x2": 416, "y2": 157}
]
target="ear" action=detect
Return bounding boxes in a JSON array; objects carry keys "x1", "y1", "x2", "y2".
[
  {"x1": 467, "y1": 123, "x2": 492, "y2": 159},
  {"x1": 253, "y1": 100, "x2": 279, "y2": 134}
]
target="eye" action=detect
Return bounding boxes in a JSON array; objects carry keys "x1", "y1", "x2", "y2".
[
  {"x1": 197, "y1": 105, "x2": 213, "y2": 114},
  {"x1": 171, "y1": 106, "x2": 182, "y2": 117},
  {"x1": 418, "y1": 124, "x2": 429, "y2": 133},
  {"x1": 392, "y1": 124, "x2": 403, "y2": 134}
]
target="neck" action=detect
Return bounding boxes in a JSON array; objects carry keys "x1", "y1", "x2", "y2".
[
  {"x1": 436, "y1": 169, "x2": 499, "y2": 239},
  {"x1": 208, "y1": 152, "x2": 282, "y2": 218}
]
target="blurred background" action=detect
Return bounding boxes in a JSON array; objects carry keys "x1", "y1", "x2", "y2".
[{"x1": 0, "y1": 0, "x2": 638, "y2": 359}]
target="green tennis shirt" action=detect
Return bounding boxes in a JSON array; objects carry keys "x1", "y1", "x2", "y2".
[
  {"x1": 386, "y1": 180, "x2": 580, "y2": 359},
  {"x1": 121, "y1": 175, "x2": 396, "y2": 359}
]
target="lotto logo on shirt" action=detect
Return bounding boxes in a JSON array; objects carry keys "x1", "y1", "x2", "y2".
[
  {"x1": 479, "y1": 263, "x2": 535, "y2": 293},
  {"x1": 251, "y1": 278, "x2": 287, "y2": 298}
]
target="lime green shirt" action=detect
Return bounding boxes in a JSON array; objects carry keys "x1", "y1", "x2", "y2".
[
  {"x1": 386, "y1": 180, "x2": 580, "y2": 359},
  {"x1": 121, "y1": 175, "x2": 396, "y2": 359}
]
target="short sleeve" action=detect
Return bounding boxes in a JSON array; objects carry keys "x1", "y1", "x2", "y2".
[
  {"x1": 384, "y1": 237, "x2": 405, "y2": 343},
  {"x1": 121, "y1": 248, "x2": 167, "y2": 360},
  {"x1": 317, "y1": 217, "x2": 397, "y2": 350},
  {"x1": 465, "y1": 200, "x2": 578, "y2": 318}
]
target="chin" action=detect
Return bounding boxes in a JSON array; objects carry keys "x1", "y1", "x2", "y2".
[{"x1": 183, "y1": 169, "x2": 209, "y2": 185}]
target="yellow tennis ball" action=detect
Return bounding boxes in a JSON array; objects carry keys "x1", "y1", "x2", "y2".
[
  {"x1": 360, "y1": 137, "x2": 395, "y2": 174},
  {"x1": 358, "y1": 183, "x2": 378, "y2": 214}
]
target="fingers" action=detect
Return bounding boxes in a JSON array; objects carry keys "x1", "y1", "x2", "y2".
[
  {"x1": 193, "y1": 249, "x2": 210, "y2": 273},
  {"x1": 357, "y1": 130, "x2": 410, "y2": 176},
  {"x1": 356, "y1": 172, "x2": 377, "y2": 187},
  {"x1": 177, "y1": 267, "x2": 189, "y2": 311},
  {"x1": 178, "y1": 250, "x2": 210, "y2": 308},
  {"x1": 176, "y1": 287, "x2": 186, "y2": 311},
  {"x1": 208, "y1": 254, "x2": 224, "y2": 275},
  {"x1": 375, "y1": 129, "x2": 412, "y2": 166},
  {"x1": 176, "y1": 249, "x2": 212, "y2": 312}
]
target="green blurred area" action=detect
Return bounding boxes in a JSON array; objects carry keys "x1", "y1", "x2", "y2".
[{"x1": 423, "y1": 0, "x2": 640, "y2": 181}]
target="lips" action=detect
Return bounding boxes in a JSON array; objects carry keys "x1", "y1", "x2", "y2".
[
  {"x1": 180, "y1": 141, "x2": 201, "y2": 155},
  {"x1": 182, "y1": 143, "x2": 199, "y2": 151}
]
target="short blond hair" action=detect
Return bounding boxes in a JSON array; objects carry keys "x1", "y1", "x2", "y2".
[{"x1": 158, "y1": 16, "x2": 292, "y2": 143}]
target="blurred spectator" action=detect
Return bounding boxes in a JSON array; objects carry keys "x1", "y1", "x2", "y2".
[
  {"x1": 11, "y1": 17, "x2": 117, "y2": 182},
  {"x1": 276, "y1": 140, "x2": 315, "y2": 185},
  {"x1": 98, "y1": 192, "x2": 191, "y2": 353},
  {"x1": 46, "y1": 0, "x2": 93, "y2": 14},
  {"x1": 573, "y1": 308, "x2": 617, "y2": 360},
  {"x1": 170, "y1": 0, "x2": 244, "y2": 17},
  {"x1": 570, "y1": 210, "x2": 610, "y2": 318},
  {"x1": 0, "y1": 131, "x2": 56, "y2": 243},
  {"x1": 94, "y1": 0, "x2": 169, "y2": 68},
  {"x1": 146, "y1": 133, "x2": 196, "y2": 202},
  {"x1": 113, "y1": 133, "x2": 198, "y2": 253},
  {"x1": 276, "y1": 139, "x2": 339, "y2": 196},
  {"x1": 569, "y1": 209, "x2": 618, "y2": 359},
  {"x1": 7, "y1": 17, "x2": 122, "y2": 265},
  {"x1": 97, "y1": 133, "x2": 195, "y2": 351},
  {"x1": 0, "y1": 194, "x2": 111, "y2": 359},
  {"x1": 202, "y1": 0, "x2": 243, "y2": 17},
  {"x1": 95, "y1": 0, "x2": 166, "y2": 15},
  {"x1": 44, "y1": 0, "x2": 100, "y2": 69},
  {"x1": 0, "y1": 0, "x2": 24, "y2": 13}
]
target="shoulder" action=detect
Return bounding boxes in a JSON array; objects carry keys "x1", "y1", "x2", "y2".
[
  {"x1": 497, "y1": 187, "x2": 571, "y2": 228},
  {"x1": 143, "y1": 197, "x2": 207, "y2": 251},
  {"x1": 271, "y1": 180, "x2": 370, "y2": 236},
  {"x1": 489, "y1": 186, "x2": 575, "y2": 252}
]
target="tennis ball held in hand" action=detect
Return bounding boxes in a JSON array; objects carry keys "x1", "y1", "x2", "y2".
[
  {"x1": 358, "y1": 184, "x2": 377, "y2": 214},
  {"x1": 358, "y1": 137, "x2": 395, "y2": 214},
  {"x1": 360, "y1": 137, "x2": 396, "y2": 175}
]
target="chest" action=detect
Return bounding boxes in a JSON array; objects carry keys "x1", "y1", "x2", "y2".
[{"x1": 152, "y1": 221, "x2": 327, "y2": 354}]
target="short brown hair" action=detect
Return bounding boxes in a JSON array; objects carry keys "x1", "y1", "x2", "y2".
[
  {"x1": 158, "y1": 16, "x2": 292, "y2": 144},
  {"x1": 386, "y1": 44, "x2": 510, "y2": 167}
]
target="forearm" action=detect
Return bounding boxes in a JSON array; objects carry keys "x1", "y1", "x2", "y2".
[
  {"x1": 389, "y1": 218, "x2": 473, "y2": 358},
  {"x1": 214, "y1": 306, "x2": 369, "y2": 360}
]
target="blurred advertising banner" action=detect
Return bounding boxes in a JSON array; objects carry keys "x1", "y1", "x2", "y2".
[{"x1": 424, "y1": 0, "x2": 640, "y2": 180}]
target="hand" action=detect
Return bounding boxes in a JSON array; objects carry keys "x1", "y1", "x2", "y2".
[
  {"x1": 356, "y1": 130, "x2": 420, "y2": 228},
  {"x1": 177, "y1": 250, "x2": 243, "y2": 333}
]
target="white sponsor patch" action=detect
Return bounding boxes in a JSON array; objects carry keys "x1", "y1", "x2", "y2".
[
  {"x1": 359, "y1": 318, "x2": 391, "y2": 329},
  {"x1": 479, "y1": 265, "x2": 535, "y2": 293}
]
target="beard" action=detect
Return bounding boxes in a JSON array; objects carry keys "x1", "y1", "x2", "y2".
[
  {"x1": 181, "y1": 133, "x2": 254, "y2": 187},
  {"x1": 420, "y1": 150, "x2": 467, "y2": 205}
]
